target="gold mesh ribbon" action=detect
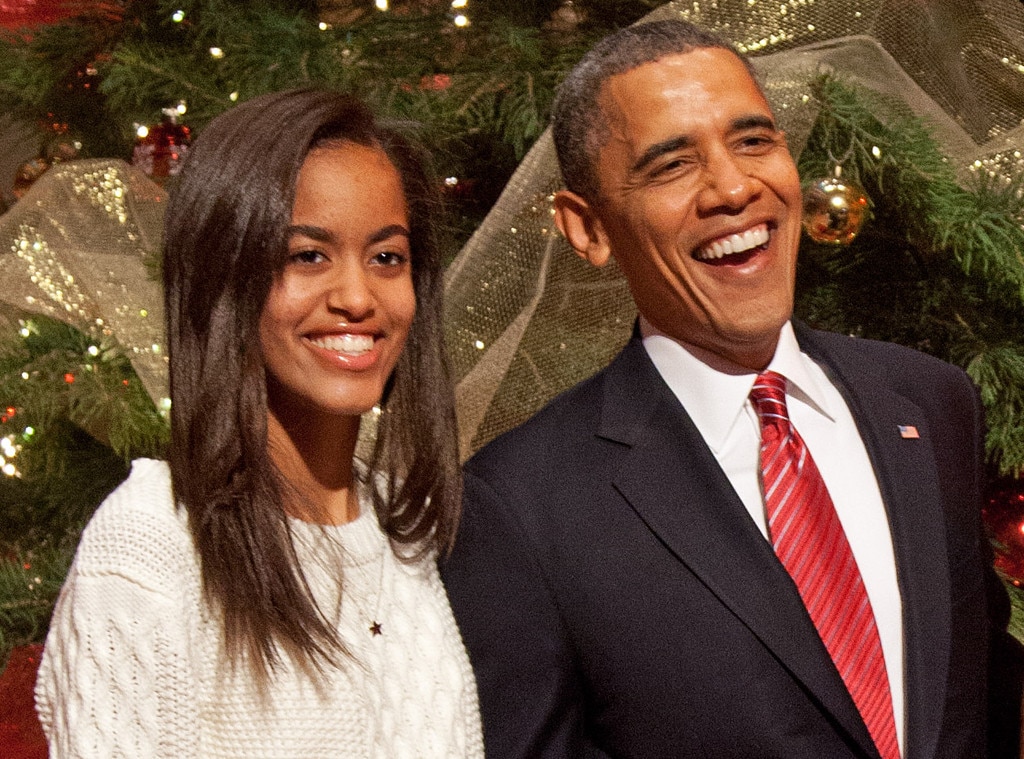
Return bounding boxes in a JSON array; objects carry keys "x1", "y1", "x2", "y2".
[
  {"x1": 0, "y1": 159, "x2": 167, "y2": 404},
  {"x1": 1, "y1": 2, "x2": 1022, "y2": 456},
  {"x1": 445, "y1": 0, "x2": 1024, "y2": 459}
]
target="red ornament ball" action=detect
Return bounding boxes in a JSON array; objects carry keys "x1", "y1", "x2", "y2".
[
  {"x1": 984, "y1": 479, "x2": 1024, "y2": 585},
  {"x1": 0, "y1": 643, "x2": 47, "y2": 759},
  {"x1": 43, "y1": 135, "x2": 81, "y2": 164},
  {"x1": 132, "y1": 110, "x2": 191, "y2": 185},
  {"x1": 1, "y1": 0, "x2": 80, "y2": 29},
  {"x1": 12, "y1": 157, "x2": 50, "y2": 199}
]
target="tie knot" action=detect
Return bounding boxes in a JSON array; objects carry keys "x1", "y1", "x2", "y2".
[{"x1": 750, "y1": 371, "x2": 789, "y2": 423}]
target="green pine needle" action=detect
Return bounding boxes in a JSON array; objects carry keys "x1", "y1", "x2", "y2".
[
  {"x1": 796, "y1": 76, "x2": 1024, "y2": 475},
  {"x1": 0, "y1": 544, "x2": 74, "y2": 663}
]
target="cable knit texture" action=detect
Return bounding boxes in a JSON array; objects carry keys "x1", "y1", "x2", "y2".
[{"x1": 35, "y1": 458, "x2": 483, "y2": 759}]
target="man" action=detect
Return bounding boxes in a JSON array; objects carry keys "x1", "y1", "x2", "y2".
[{"x1": 441, "y1": 19, "x2": 1021, "y2": 759}]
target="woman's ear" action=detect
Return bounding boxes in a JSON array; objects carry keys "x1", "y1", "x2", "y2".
[{"x1": 552, "y1": 190, "x2": 613, "y2": 268}]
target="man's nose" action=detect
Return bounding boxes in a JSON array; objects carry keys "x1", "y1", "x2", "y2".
[{"x1": 696, "y1": 149, "x2": 760, "y2": 212}]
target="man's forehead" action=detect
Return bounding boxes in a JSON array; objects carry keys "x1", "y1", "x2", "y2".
[{"x1": 596, "y1": 50, "x2": 770, "y2": 138}]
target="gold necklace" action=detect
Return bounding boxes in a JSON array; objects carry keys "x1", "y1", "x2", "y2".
[{"x1": 366, "y1": 547, "x2": 385, "y2": 637}]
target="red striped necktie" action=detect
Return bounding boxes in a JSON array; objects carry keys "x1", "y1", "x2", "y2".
[{"x1": 750, "y1": 371, "x2": 899, "y2": 759}]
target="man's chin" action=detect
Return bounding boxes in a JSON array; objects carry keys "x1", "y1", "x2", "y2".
[{"x1": 706, "y1": 322, "x2": 790, "y2": 372}]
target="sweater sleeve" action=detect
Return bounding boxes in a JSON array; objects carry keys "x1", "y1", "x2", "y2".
[
  {"x1": 35, "y1": 460, "x2": 203, "y2": 759},
  {"x1": 36, "y1": 572, "x2": 200, "y2": 758}
]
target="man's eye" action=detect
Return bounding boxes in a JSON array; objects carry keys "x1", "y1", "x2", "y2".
[
  {"x1": 738, "y1": 134, "x2": 779, "y2": 151},
  {"x1": 651, "y1": 157, "x2": 693, "y2": 178}
]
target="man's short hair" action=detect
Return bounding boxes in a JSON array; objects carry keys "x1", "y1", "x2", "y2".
[{"x1": 551, "y1": 19, "x2": 754, "y2": 201}]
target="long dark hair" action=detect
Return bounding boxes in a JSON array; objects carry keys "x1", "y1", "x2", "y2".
[{"x1": 163, "y1": 89, "x2": 460, "y2": 677}]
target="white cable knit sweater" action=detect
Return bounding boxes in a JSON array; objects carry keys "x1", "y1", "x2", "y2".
[{"x1": 35, "y1": 458, "x2": 483, "y2": 759}]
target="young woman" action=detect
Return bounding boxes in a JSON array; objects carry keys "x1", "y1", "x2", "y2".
[{"x1": 35, "y1": 89, "x2": 483, "y2": 758}]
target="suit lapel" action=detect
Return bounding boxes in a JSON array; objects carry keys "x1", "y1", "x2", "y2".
[
  {"x1": 596, "y1": 337, "x2": 880, "y2": 758},
  {"x1": 798, "y1": 327, "x2": 952, "y2": 759}
]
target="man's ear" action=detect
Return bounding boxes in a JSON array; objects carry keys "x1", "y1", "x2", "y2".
[{"x1": 553, "y1": 189, "x2": 613, "y2": 267}]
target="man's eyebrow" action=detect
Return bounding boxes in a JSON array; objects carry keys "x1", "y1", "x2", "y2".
[
  {"x1": 730, "y1": 114, "x2": 778, "y2": 133},
  {"x1": 631, "y1": 135, "x2": 695, "y2": 176},
  {"x1": 629, "y1": 114, "x2": 779, "y2": 176}
]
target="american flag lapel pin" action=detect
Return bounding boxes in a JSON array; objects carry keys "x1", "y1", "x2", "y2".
[{"x1": 898, "y1": 425, "x2": 920, "y2": 439}]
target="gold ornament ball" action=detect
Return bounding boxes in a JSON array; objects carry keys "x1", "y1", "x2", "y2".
[{"x1": 801, "y1": 176, "x2": 870, "y2": 245}]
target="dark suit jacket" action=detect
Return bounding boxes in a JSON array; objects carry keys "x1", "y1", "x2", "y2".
[{"x1": 442, "y1": 324, "x2": 1021, "y2": 759}]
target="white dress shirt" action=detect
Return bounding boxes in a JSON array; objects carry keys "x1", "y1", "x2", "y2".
[{"x1": 641, "y1": 318, "x2": 905, "y2": 753}]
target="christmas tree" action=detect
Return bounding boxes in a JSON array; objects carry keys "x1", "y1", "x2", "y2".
[
  {"x1": 0, "y1": 0, "x2": 647, "y2": 659},
  {"x1": 2, "y1": 0, "x2": 1024, "y2": 661}
]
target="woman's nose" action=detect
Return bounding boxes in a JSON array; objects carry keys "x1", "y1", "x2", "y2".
[{"x1": 325, "y1": 262, "x2": 374, "y2": 320}]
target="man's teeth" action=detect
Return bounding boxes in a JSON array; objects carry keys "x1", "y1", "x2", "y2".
[
  {"x1": 309, "y1": 334, "x2": 374, "y2": 354},
  {"x1": 697, "y1": 225, "x2": 769, "y2": 260}
]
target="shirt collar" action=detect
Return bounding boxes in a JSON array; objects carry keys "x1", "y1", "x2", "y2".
[{"x1": 639, "y1": 318, "x2": 835, "y2": 454}]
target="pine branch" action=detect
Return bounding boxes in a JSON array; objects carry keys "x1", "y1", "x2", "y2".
[
  {"x1": 0, "y1": 544, "x2": 74, "y2": 660},
  {"x1": 795, "y1": 76, "x2": 1024, "y2": 474},
  {"x1": 1004, "y1": 578, "x2": 1024, "y2": 644},
  {"x1": 967, "y1": 347, "x2": 1024, "y2": 473},
  {"x1": 0, "y1": 314, "x2": 168, "y2": 462}
]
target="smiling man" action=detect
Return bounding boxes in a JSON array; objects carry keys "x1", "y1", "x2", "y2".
[{"x1": 441, "y1": 19, "x2": 1020, "y2": 759}]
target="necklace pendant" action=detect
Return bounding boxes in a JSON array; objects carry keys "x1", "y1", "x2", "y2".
[{"x1": 369, "y1": 620, "x2": 383, "y2": 636}]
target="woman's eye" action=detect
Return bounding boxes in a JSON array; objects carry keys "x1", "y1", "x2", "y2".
[
  {"x1": 371, "y1": 251, "x2": 409, "y2": 267},
  {"x1": 290, "y1": 249, "x2": 327, "y2": 265}
]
